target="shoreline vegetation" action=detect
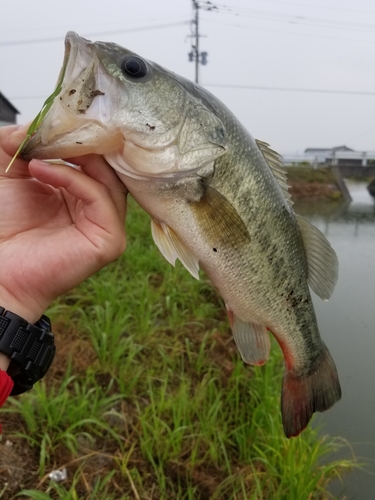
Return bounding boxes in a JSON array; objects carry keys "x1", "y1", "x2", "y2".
[
  {"x1": 286, "y1": 165, "x2": 375, "y2": 201},
  {"x1": 0, "y1": 199, "x2": 355, "y2": 499},
  {"x1": 285, "y1": 167, "x2": 343, "y2": 201}
]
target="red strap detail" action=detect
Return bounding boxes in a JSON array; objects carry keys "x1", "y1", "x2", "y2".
[{"x1": 0, "y1": 370, "x2": 14, "y2": 434}]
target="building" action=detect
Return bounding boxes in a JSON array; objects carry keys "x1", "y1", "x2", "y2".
[
  {"x1": 0, "y1": 92, "x2": 19, "y2": 127},
  {"x1": 283, "y1": 145, "x2": 375, "y2": 167},
  {"x1": 303, "y1": 146, "x2": 354, "y2": 164}
]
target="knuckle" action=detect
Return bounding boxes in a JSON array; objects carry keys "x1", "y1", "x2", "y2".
[
  {"x1": 95, "y1": 183, "x2": 111, "y2": 199},
  {"x1": 95, "y1": 233, "x2": 127, "y2": 266},
  {"x1": 113, "y1": 234, "x2": 127, "y2": 258}
]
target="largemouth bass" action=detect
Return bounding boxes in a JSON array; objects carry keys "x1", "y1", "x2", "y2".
[{"x1": 21, "y1": 32, "x2": 341, "y2": 437}]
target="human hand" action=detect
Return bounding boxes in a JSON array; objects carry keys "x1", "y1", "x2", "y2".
[{"x1": 0, "y1": 125, "x2": 127, "y2": 324}]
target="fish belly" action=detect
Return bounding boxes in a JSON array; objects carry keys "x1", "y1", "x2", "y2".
[{"x1": 120, "y1": 171, "x2": 341, "y2": 439}]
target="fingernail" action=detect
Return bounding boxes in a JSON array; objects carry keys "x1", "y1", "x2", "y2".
[
  {"x1": 9, "y1": 124, "x2": 28, "y2": 139},
  {"x1": 30, "y1": 159, "x2": 51, "y2": 168}
]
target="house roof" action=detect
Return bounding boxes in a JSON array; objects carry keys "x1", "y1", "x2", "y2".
[
  {"x1": 332, "y1": 145, "x2": 354, "y2": 152},
  {"x1": 0, "y1": 92, "x2": 20, "y2": 115},
  {"x1": 304, "y1": 145, "x2": 354, "y2": 154},
  {"x1": 304, "y1": 148, "x2": 331, "y2": 154}
]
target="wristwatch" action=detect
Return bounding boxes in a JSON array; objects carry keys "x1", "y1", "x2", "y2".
[{"x1": 0, "y1": 308, "x2": 56, "y2": 396}]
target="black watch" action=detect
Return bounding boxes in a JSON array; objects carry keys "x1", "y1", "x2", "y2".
[{"x1": 0, "y1": 308, "x2": 56, "y2": 396}]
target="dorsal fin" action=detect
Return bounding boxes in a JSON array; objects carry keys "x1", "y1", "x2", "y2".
[
  {"x1": 296, "y1": 214, "x2": 338, "y2": 300},
  {"x1": 256, "y1": 139, "x2": 293, "y2": 207}
]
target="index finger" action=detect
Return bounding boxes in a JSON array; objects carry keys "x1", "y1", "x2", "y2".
[{"x1": 65, "y1": 154, "x2": 128, "y2": 220}]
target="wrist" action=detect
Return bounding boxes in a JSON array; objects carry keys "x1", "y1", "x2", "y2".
[
  {"x1": 0, "y1": 352, "x2": 10, "y2": 371},
  {"x1": 0, "y1": 287, "x2": 47, "y2": 325}
]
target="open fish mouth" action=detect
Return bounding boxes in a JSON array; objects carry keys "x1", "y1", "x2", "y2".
[{"x1": 22, "y1": 31, "x2": 123, "y2": 160}]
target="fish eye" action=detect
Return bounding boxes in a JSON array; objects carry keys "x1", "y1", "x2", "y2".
[{"x1": 121, "y1": 56, "x2": 148, "y2": 79}]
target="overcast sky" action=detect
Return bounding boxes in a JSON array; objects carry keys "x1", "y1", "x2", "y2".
[{"x1": 1, "y1": 0, "x2": 375, "y2": 154}]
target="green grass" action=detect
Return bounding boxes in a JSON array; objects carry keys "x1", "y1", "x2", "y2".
[
  {"x1": 285, "y1": 167, "x2": 338, "y2": 184},
  {"x1": 0, "y1": 198, "x2": 355, "y2": 499}
]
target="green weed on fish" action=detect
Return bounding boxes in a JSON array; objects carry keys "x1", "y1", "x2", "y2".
[{"x1": 5, "y1": 51, "x2": 69, "y2": 172}]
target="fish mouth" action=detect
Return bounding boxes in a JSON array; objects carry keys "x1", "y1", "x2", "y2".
[{"x1": 22, "y1": 31, "x2": 123, "y2": 160}]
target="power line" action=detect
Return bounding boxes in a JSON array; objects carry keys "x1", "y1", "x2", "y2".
[
  {"x1": 219, "y1": 0, "x2": 375, "y2": 16},
  {"x1": 202, "y1": 17, "x2": 375, "y2": 45},
  {"x1": 0, "y1": 21, "x2": 189, "y2": 47},
  {"x1": 0, "y1": 16, "x2": 186, "y2": 35},
  {"x1": 9, "y1": 85, "x2": 375, "y2": 102},
  {"x1": 204, "y1": 84, "x2": 375, "y2": 95},
  {"x1": 211, "y1": 3, "x2": 375, "y2": 34}
]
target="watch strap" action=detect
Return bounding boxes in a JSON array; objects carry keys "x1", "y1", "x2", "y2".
[{"x1": 0, "y1": 308, "x2": 55, "y2": 396}]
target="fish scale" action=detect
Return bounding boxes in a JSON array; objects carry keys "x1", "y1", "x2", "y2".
[{"x1": 21, "y1": 31, "x2": 341, "y2": 438}]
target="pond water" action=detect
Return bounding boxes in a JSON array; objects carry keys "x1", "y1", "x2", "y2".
[{"x1": 294, "y1": 181, "x2": 375, "y2": 499}]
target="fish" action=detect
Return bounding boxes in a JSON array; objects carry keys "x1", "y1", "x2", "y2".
[{"x1": 21, "y1": 31, "x2": 341, "y2": 438}]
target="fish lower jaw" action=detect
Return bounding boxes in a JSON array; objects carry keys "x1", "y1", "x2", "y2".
[
  {"x1": 104, "y1": 147, "x2": 191, "y2": 182},
  {"x1": 22, "y1": 122, "x2": 122, "y2": 161},
  {"x1": 105, "y1": 158, "x2": 184, "y2": 183}
]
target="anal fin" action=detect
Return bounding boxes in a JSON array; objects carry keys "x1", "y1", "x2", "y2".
[
  {"x1": 229, "y1": 310, "x2": 271, "y2": 366},
  {"x1": 151, "y1": 219, "x2": 200, "y2": 280}
]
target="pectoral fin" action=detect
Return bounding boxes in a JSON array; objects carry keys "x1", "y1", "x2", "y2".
[
  {"x1": 296, "y1": 214, "x2": 338, "y2": 300},
  {"x1": 190, "y1": 183, "x2": 250, "y2": 248},
  {"x1": 228, "y1": 310, "x2": 271, "y2": 365},
  {"x1": 151, "y1": 219, "x2": 200, "y2": 280}
]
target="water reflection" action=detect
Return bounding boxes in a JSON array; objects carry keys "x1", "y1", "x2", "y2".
[{"x1": 294, "y1": 181, "x2": 375, "y2": 499}]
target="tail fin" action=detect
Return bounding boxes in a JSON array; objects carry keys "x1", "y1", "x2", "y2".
[{"x1": 281, "y1": 343, "x2": 341, "y2": 438}]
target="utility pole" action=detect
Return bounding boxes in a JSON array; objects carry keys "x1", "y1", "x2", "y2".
[
  {"x1": 188, "y1": 1, "x2": 208, "y2": 84},
  {"x1": 194, "y1": 0, "x2": 200, "y2": 84}
]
